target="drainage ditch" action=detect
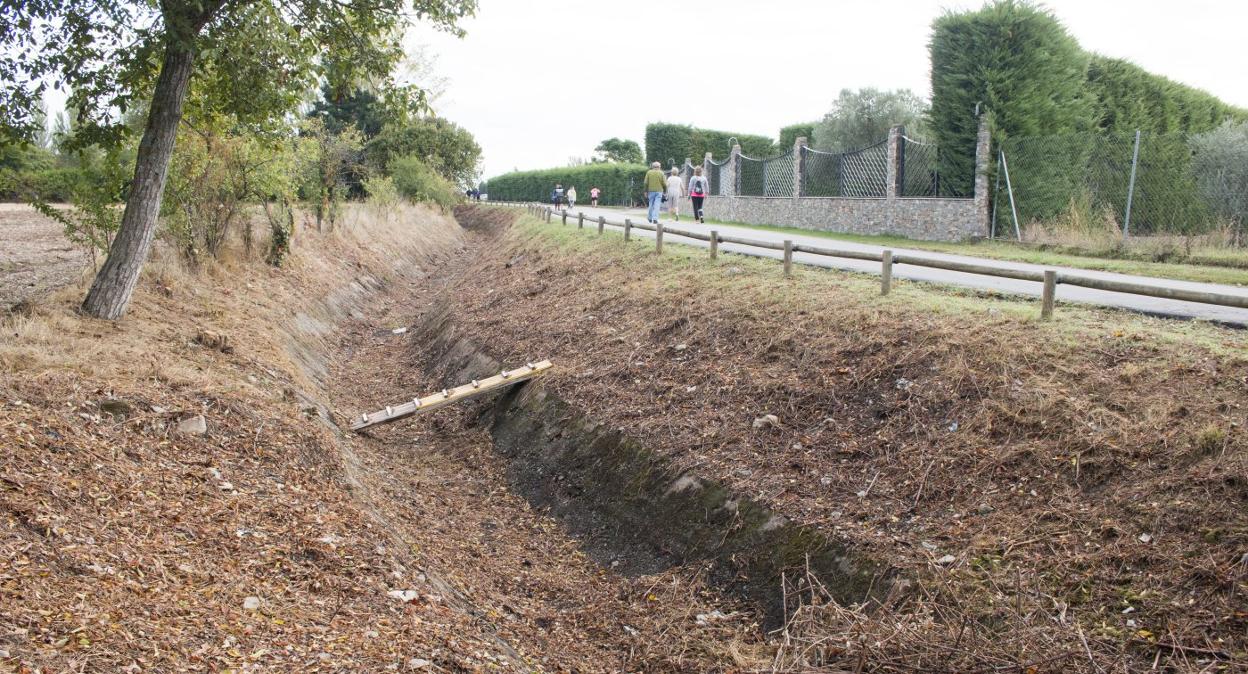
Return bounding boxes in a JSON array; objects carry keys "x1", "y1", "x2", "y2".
[{"x1": 411, "y1": 299, "x2": 900, "y2": 626}]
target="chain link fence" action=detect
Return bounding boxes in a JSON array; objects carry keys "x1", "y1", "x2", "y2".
[
  {"x1": 800, "y1": 142, "x2": 888, "y2": 198},
  {"x1": 900, "y1": 137, "x2": 965, "y2": 198},
  {"x1": 994, "y1": 131, "x2": 1222, "y2": 237},
  {"x1": 709, "y1": 157, "x2": 728, "y2": 196},
  {"x1": 738, "y1": 154, "x2": 763, "y2": 196}
]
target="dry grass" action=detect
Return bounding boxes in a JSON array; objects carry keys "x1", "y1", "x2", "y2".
[
  {"x1": 1022, "y1": 214, "x2": 1248, "y2": 271},
  {"x1": 0, "y1": 201, "x2": 781, "y2": 672},
  {"x1": 434, "y1": 205, "x2": 1248, "y2": 672}
]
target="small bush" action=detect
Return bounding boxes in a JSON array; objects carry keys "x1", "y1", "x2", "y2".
[
  {"x1": 390, "y1": 155, "x2": 461, "y2": 211},
  {"x1": 362, "y1": 174, "x2": 400, "y2": 212},
  {"x1": 1191, "y1": 120, "x2": 1248, "y2": 245}
]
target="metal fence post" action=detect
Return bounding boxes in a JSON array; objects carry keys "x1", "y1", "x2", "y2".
[
  {"x1": 991, "y1": 166, "x2": 1002, "y2": 239},
  {"x1": 1000, "y1": 150, "x2": 1021, "y2": 241},
  {"x1": 881, "y1": 250, "x2": 893, "y2": 295},
  {"x1": 709, "y1": 230, "x2": 718, "y2": 260},
  {"x1": 624, "y1": 218, "x2": 631, "y2": 241},
  {"x1": 1123, "y1": 129, "x2": 1141, "y2": 237},
  {"x1": 783, "y1": 240, "x2": 793, "y2": 277},
  {"x1": 655, "y1": 223, "x2": 664, "y2": 255},
  {"x1": 1041, "y1": 270, "x2": 1057, "y2": 320}
]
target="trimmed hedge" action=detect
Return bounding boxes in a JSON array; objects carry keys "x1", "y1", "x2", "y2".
[
  {"x1": 644, "y1": 123, "x2": 773, "y2": 164},
  {"x1": 929, "y1": 0, "x2": 1248, "y2": 197},
  {"x1": 1087, "y1": 56, "x2": 1248, "y2": 134},
  {"x1": 483, "y1": 163, "x2": 649, "y2": 205},
  {"x1": 778, "y1": 123, "x2": 817, "y2": 150},
  {"x1": 930, "y1": 0, "x2": 1093, "y2": 196}
]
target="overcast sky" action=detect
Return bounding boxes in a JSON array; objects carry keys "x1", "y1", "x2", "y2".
[{"x1": 406, "y1": 0, "x2": 1248, "y2": 180}]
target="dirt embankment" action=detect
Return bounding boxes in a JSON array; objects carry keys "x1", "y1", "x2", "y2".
[
  {"x1": 419, "y1": 205, "x2": 1248, "y2": 672},
  {"x1": 0, "y1": 204, "x2": 761, "y2": 672}
]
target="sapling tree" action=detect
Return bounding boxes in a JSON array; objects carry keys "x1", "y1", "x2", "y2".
[{"x1": 0, "y1": 0, "x2": 476, "y2": 319}]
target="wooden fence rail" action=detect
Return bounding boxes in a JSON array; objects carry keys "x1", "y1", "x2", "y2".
[{"x1": 487, "y1": 202, "x2": 1248, "y2": 320}]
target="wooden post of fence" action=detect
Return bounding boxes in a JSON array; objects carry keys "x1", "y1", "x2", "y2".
[
  {"x1": 562, "y1": 210, "x2": 567, "y2": 226},
  {"x1": 597, "y1": 216, "x2": 605, "y2": 235},
  {"x1": 623, "y1": 218, "x2": 632, "y2": 241},
  {"x1": 1041, "y1": 270, "x2": 1057, "y2": 320},
  {"x1": 656, "y1": 223, "x2": 664, "y2": 255},
  {"x1": 881, "y1": 250, "x2": 893, "y2": 295},
  {"x1": 783, "y1": 240, "x2": 793, "y2": 277},
  {"x1": 709, "y1": 230, "x2": 718, "y2": 259},
  {"x1": 577, "y1": 212, "x2": 584, "y2": 228}
]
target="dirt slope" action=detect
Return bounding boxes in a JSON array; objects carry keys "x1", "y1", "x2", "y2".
[
  {"x1": 0, "y1": 205, "x2": 761, "y2": 672},
  {"x1": 421, "y1": 205, "x2": 1248, "y2": 672}
]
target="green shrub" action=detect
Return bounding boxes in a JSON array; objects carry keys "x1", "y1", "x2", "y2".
[
  {"x1": 483, "y1": 163, "x2": 648, "y2": 205},
  {"x1": 644, "y1": 123, "x2": 773, "y2": 164},
  {"x1": 0, "y1": 166, "x2": 96, "y2": 202},
  {"x1": 363, "y1": 174, "x2": 400, "y2": 211},
  {"x1": 1191, "y1": 120, "x2": 1248, "y2": 244},
  {"x1": 364, "y1": 116, "x2": 481, "y2": 187},
  {"x1": 390, "y1": 154, "x2": 461, "y2": 210}
]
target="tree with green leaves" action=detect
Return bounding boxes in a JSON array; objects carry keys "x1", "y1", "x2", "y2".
[
  {"x1": 0, "y1": 0, "x2": 476, "y2": 319},
  {"x1": 365, "y1": 116, "x2": 481, "y2": 188},
  {"x1": 593, "y1": 138, "x2": 643, "y2": 164},
  {"x1": 812, "y1": 89, "x2": 928, "y2": 151}
]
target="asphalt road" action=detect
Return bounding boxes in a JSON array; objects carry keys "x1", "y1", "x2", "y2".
[{"x1": 551, "y1": 204, "x2": 1248, "y2": 326}]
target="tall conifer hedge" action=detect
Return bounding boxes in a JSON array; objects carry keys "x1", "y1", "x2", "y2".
[{"x1": 929, "y1": 0, "x2": 1093, "y2": 196}]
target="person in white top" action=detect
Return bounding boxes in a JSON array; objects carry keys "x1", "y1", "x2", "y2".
[
  {"x1": 664, "y1": 168, "x2": 685, "y2": 221},
  {"x1": 566, "y1": 186, "x2": 577, "y2": 210}
]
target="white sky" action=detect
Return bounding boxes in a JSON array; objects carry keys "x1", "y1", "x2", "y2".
[{"x1": 407, "y1": 0, "x2": 1248, "y2": 179}]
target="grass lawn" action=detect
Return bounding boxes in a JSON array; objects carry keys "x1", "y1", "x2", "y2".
[{"x1": 680, "y1": 214, "x2": 1248, "y2": 286}]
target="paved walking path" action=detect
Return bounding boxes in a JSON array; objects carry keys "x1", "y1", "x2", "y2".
[{"x1": 556, "y1": 204, "x2": 1248, "y2": 326}]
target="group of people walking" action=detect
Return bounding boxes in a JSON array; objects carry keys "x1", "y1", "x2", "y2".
[
  {"x1": 550, "y1": 184, "x2": 602, "y2": 209},
  {"x1": 548, "y1": 163, "x2": 708, "y2": 226},
  {"x1": 643, "y1": 162, "x2": 707, "y2": 224}
]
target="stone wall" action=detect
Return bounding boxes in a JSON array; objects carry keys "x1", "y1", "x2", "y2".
[
  {"x1": 680, "y1": 116, "x2": 992, "y2": 242},
  {"x1": 682, "y1": 195, "x2": 984, "y2": 241}
]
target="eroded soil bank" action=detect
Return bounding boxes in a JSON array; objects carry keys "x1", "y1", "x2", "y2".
[
  {"x1": 0, "y1": 204, "x2": 767, "y2": 671},
  {"x1": 400, "y1": 204, "x2": 1248, "y2": 672}
]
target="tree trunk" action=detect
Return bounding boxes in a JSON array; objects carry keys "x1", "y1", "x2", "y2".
[{"x1": 81, "y1": 42, "x2": 195, "y2": 319}]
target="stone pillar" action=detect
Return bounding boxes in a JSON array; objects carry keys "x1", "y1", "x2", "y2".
[
  {"x1": 793, "y1": 136, "x2": 808, "y2": 198},
  {"x1": 973, "y1": 115, "x2": 992, "y2": 237},
  {"x1": 886, "y1": 125, "x2": 904, "y2": 199}
]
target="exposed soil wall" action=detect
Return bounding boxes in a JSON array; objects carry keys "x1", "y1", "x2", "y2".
[{"x1": 412, "y1": 299, "x2": 896, "y2": 624}]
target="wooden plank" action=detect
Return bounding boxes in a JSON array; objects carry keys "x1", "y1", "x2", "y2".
[{"x1": 351, "y1": 360, "x2": 553, "y2": 431}]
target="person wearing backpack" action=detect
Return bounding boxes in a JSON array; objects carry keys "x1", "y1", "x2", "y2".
[{"x1": 688, "y1": 167, "x2": 709, "y2": 223}]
